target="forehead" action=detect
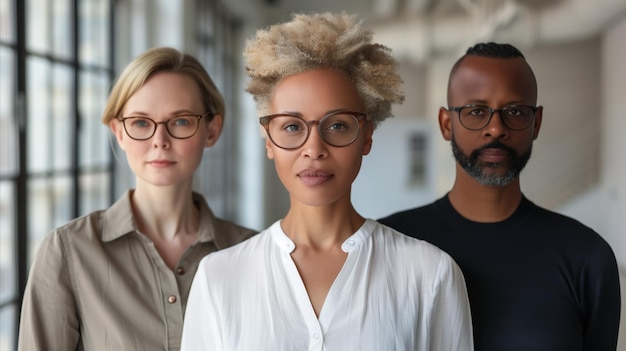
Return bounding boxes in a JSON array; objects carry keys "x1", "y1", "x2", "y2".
[
  {"x1": 448, "y1": 56, "x2": 537, "y2": 105},
  {"x1": 124, "y1": 72, "x2": 203, "y2": 111},
  {"x1": 271, "y1": 69, "x2": 364, "y2": 116}
]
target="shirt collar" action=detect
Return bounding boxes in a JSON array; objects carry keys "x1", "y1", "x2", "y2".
[
  {"x1": 269, "y1": 219, "x2": 374, "y2": 253},
  {"x1": 102, "y1": 190, "x2": 218, "y2": 243}
]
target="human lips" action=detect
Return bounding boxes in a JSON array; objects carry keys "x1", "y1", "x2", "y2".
[
  {"x1": 479, "y1": 148, "x2": 510, "y2": 163},
  {"x1": 297, "y1": 169, "x2": 333, "y2": 185},
  {"x1": 147, "y1": 159, "x2": 176, "y2": 168}
]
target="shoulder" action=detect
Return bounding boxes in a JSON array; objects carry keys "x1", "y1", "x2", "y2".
[
  {"x1": 378, "y1": 197, "x2": 448, "y2": 233},
  {"x1": 368, "y1": 221, "x2": 465, "y2": 292},
  {"x1": 46, "y1": 209, "x2": 109, "y2": 245},
  {"x1": 372, "y1": 221, "x2": 457, "y2": 270},
  {"x1": 525, "y1": 200, "x2": 609, "y2": 245},
  {"x1": 28, "y1": 209, "x2": 110, "y2": 277},
  {"x1": 378, "y1": 202, "x2": 435, "y2": 225}
]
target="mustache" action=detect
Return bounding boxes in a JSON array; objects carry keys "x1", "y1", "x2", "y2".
[{"x1": 470, "y1": 140, "x2": 517, "y2": 159}]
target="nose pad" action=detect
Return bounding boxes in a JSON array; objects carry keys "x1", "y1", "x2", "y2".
[
  {"x1": 152, "y1": 123, "x2": 171, "y2": 148},
  {"x1": 483, "y1": 111, "x2": 509, "y2": 138},
  {"x1": 301, "y1": 125, "x2": 328, "y2": 159}
]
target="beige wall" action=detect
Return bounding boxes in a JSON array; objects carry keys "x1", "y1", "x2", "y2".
[{"x1": 356, "y1": 19, "x2": 626, "y2": 347}]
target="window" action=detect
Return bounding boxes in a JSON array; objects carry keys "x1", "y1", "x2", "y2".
[
  {"x1": 193, "y1": 0, "x2": 242, "y2": 222},
  {"x1": 0, "y1": 0, "x2": 114, "y2": 348}
]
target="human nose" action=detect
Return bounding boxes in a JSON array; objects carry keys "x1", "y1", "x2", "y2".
[
  {"x1": 482, "y1": 109, "x2": 509, "y2": 139},
  {"x1": 300, "y1": 122, "x2": 328, "y2": 159},
  {"x1": 152, "y1": 122, "x2": 171, "y2": 148}
]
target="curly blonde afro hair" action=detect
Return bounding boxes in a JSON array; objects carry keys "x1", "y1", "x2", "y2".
[{"x1": 244, "y1": 12, "x2": 404, "y2": 124}]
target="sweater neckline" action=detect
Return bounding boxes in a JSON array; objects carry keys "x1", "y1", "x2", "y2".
[{"x1": 434, "y1": 193, "x2": 533, "y2": 230}]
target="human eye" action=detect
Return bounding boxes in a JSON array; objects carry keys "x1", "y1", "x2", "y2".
[
  {"x1": 323, "y1": 114, "x2": 353, "y2": 132},
  {"x1": 170, "y1": 115, "x2": 195, "y2": 127},
  {"x1": 274, "y1": 116, "x2": 306, "y2": 135},
  {"x1": 128, "y1": 117, "x2": 152, "y2": 128},
  {"x1": 284, "y1": 122, "x2": 302, "y2": 132},
  {"x1": 504, "y1": 108, "x2": 523, "y2": 117},
  {"x1": 465, "y1": 106, "x2": 488, "y2": 116}
]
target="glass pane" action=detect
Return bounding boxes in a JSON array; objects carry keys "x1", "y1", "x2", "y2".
[
  {"x1": 27, "y1": 59, "x2": 73, "y2": 173},
  {"x1": 27, "y1": 0, "x2": 51, "y2": 53},
  {"x1": 27, "y1": 176, "x2": 72, "y2": 264},
  {"x1": 79, "y1": 71, "x2": 110, "y2": 167},
  {"x1": 79, "y1": 0, "x2": 110, "y2": 66},
  {"x1": 0, "y1": 181, "x2": 16, "y2": 303},
  {"x1": 129, "y1": 0, "x2": 148, "y2": 53},
  {"x1": 0, "y1": 0, "x2": 14, "y2": 42},
  {"x1": 52, "y1": 0, "x2": 72, "y2": 59},
  {"x1": 80, "y1": 172, "x2": 109, "y2": 215},
  {"x1": 27, "y1": 57, "x2": 51, "y2": 173},
  {"x1": 0, "y1": 304, "x2": 16, "y2": 351},
  {"x1": 52, "y1": 64, "x2": 73, "y2": 170},
  {"x1": 0, "y1": 48, "x2": 17, "y2": 177}
]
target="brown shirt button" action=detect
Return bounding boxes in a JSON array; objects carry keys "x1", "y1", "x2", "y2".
[
  {"x1": 176, "y1": 266, "x2": 185, "y2": 275},
  {"x1": 167, "y1": 295, "x2": 177, "y2": 304}
]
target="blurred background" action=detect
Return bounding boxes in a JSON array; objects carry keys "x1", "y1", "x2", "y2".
[{"x1": 0, "y1": 0, "x2": 624, "y2": 349}]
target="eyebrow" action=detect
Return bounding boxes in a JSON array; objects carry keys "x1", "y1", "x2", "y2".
[
  {"x1": 122, "y1": 109, "x2": 200, "y2": 117},
  {"x1": 276, "y1": 108, "x2": 354, "y2": 117},
  {"x1": 462, "y1": 100, "x2": 529, "y2": 106}
]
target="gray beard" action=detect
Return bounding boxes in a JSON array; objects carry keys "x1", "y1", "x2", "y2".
[{"x1": 451, "y1": 136, "x2": 532, "y2": 187}]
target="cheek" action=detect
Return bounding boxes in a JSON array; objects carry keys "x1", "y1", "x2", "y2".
[{"x1": 121, "y1": 139, "x2": 147, "y2": 157}]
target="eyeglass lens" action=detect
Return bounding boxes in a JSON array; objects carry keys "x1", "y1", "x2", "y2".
[
  {"x1": 266, "y1": 112, "x2": 362, "y2": 149},
  {"x1": 122, "y1": 116, "x2": 201, "y2": 140},
  {"x1": 459, "y1": 105, "x2": 535, "y2": 130}
]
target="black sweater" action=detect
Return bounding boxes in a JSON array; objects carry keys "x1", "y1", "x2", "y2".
[{"x1": 379, "y1": 195, "x2": 620, "y2": 351}]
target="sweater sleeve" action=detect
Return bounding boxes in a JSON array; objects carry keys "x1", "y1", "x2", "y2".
[
  {"x1": 581, "y1": 239, "x2": 621, "y2": 351},
  {"x1": 18, "y1": 230, "x2": 81, "y2": 351}
]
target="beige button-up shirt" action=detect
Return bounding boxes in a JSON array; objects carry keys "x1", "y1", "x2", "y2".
[{"x1": 18, "y1": 190, "x2": 255, "y2": 351}]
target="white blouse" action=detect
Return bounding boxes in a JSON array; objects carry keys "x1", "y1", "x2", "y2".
[{"x1": 181, "y1": 219, "x2": 473, "y2": 351}]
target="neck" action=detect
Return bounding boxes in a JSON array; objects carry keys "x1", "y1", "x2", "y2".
[
  {"x1": 281, "y1": 199, "x2": 364, "y2": 251},
  {"x1": 448, "y1": 165, "x2": 523, "y2": 223},
  {"x1": 130, "y1": 183, "x2": 199, "y2": 241}
]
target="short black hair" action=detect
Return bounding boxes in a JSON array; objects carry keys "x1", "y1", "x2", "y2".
[
  {"x1": 449, "y1": 42, "x2": 527, "y2": 77},
  {"x1": 447, "y1": 42, "x2": 537, "y2": 105},
  {"x1": 465, "y1": 42, "x2": 525, "y2": 59}
]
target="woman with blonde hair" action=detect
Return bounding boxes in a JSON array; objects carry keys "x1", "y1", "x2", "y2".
[
  {"x1": 18, "y1": 47, "x2": 255, "y2": 350},
  {"x1": 182, "y1": 13, "x2": 473, "y2": 350}
]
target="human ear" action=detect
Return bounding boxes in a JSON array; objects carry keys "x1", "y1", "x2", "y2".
[
  {"x1": 108, "y1": 119, "x2": 126, "y2": 151},
  {"x1": 205, "y1": 114, "x2": 224, "y2": 147},
  {"x1": 438, "y1": 107, "x2": 452, "y2": 141},
  {"x1": 265, "y1": 137, "x2": 275, "y2": 160}
]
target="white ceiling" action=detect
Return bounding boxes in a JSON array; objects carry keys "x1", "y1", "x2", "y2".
[{"x1": 234, "y1": 0, "x2": 626, "y2": 63}]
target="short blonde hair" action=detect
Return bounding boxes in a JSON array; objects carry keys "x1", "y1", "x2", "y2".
[
  {"x1": 102, "y1": 47, "x2": 224, "y2": 124},
  {"x1": 243, "y1": 12, "x2": 404, "y2": 124}
]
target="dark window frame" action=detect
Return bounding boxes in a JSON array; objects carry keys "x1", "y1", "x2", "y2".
[{"x1": 0, "y1": 0, "x2": 115, "y2": 348}]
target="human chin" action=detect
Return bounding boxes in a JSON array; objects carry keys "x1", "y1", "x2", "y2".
[{"x1": 450, "y1": 136, "x2": 532, "y2": 186}]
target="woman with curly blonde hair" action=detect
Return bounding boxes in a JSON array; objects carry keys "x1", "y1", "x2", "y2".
[{"x1": 182, "y1": 13, "x2": 473, "y2": 350}]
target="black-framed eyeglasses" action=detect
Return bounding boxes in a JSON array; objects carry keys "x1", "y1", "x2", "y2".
[
  {"x1": 259, "y1": 111, "x2": 368, "y2": 150},
  {"x1": 448, "y1": 105, "x2": 538, "y2": 131},
  {"x1": 118, "y1": 112, "x2": 213, "y2": 140}
]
